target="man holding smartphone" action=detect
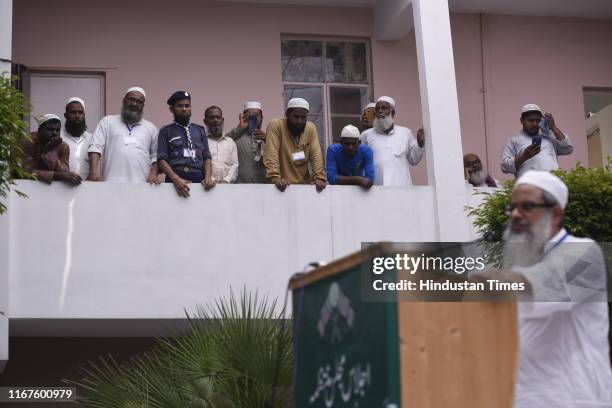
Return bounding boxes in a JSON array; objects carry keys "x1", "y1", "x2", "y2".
[
  {"x1": 501, "y1": 104, "x2": 573, "y2": 178},
  {"x1": 224, "y1": 101, "x2": 267, "y2": 183}
]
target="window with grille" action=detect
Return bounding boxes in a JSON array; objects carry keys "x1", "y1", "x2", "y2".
[{"x1": 281, "y1": 37, "x2": 372, "y2": 152}]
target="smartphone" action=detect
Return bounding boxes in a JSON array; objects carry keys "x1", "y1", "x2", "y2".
[
  {"x1": 248, "y1": 114, "x2": 258, "y2": 134},
  {"x1": 532, "y1": 135, "x2": 542, "y2": 146}
]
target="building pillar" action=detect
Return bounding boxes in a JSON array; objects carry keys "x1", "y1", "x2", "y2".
[
  {"x1": 0, "y1": 0, "x2": 12, "y2": 77},
  {"x1": 412, "y1": 0, "x2": 470, "y2": 241}
]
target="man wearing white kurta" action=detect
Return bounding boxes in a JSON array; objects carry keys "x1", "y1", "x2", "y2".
[
  {"x1": 485, "y1": 171, "x2": 612, "y2": 407},
  {"x1": 87, "y1": 87, "x2": 159, "y2": 183},
  {"x1": 204, "y1": 106, "x2": 238, "y2": 183},
  {"x1": 501, "y1": 104, "x2": 573, "y2": 179},
  {"x1": 361, "y1": 96, "x2": 424, "y2": 186},
  {"x1": 61, "y1": 97, "x2": 92, "y2": 179}
]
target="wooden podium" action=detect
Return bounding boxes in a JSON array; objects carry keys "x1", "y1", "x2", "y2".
[{"x1": 290, "y1": 243, "x2": 518, "y2": 408}]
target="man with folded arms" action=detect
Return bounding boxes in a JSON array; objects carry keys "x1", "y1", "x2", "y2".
[
  {"x1": 326, "y1": 124, "x2": 374, "y2": 190},
  {"x1": 22, "y1": 114, "x2": 82, "y2": 185}
]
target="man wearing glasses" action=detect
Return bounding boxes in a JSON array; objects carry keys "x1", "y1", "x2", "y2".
[{"x1": 477, "y1": 170, "x2": 611, "y2": 407}]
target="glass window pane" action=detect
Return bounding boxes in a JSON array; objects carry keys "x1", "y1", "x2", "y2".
[
  {"x1": 281, "y1": 40, "x2": 323, "y2": 83},
  {"x1": 331, "y1": 116, "x2": 361, "y2": 144},
  {"x1": 309, "y1": 114, "x2": 326, "y2": 153},
  {"x1": 283, "y1": 85, "x2": 324, "y2": 115},
  {"x1": 330, "y1": 87, "x2": 369, "y2": 115},
  {"x1": 325, "y1": 42, "x2": 368, "y2": 84}
]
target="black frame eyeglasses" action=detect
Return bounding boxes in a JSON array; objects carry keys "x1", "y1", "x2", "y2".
[{"x1": 505, "y1": 202, "x2": 555, "y2": 215}]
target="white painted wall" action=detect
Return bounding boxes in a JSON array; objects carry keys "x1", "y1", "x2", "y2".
[{"x1": 2, "y1": 181, "x2": 491, "y2": 338}]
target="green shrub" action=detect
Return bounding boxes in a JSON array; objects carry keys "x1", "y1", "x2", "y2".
[
  {"x1": 0, "y1": 75, "x2": 31, "y2": 214},
  {"x1": 469, "y1": 162, "x2": 612, "y2": 242},
  {"x1": 468, "y1": 162, "x2": 612, "y2": 266},
  {"x1": 66, "y1": 290, "x2": 293, "y2": 408}
]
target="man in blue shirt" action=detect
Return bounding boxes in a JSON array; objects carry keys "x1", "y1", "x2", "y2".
[
  {"x1": 326, "y1": 125, "x2": 375, "y2": 189},
  {"x1": 158, "y1": 91, "x2": 215, "y2": 197}
]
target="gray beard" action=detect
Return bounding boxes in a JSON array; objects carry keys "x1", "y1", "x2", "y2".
[
  {"x1": 373, "y1": 116, "x2": 394, "y2": 133},
  {"x1": 469, "y1": 169, "x2": 488, "y2": 186},
  {"x1": 208, "y1": 125, "x2": 223, "y2": 138},
  {"x1": 502, "y1": 213, "x2": 553, "y2": 268},
  {"x1": 121, "y1": 107, "x2": 143, "y2": 125}
]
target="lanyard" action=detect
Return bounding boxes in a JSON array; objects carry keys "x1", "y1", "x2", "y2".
[
  {"x1": 542, "y1": 231, "x2": 569, "y2": 259},
  {"x1": 176, "y1": 123, "x2": 196, "y2": 162},
  {"x1": 125, "y1": 122, "x2": 139, "y2": 135}
]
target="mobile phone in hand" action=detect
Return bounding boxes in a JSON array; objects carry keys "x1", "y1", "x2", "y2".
[
  {"x1": 532, "y1": 135, "x2": 542, "y2": 146},
  {"x1": 248, "y1": 114, "x2": 258, "y2": 134}
]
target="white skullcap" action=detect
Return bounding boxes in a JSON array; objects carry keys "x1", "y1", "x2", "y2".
[
  {"x1": 340, "y1": 124, "x2": 360, "y2": 139},
  {"x1": 515, "y1": 170, "x2": 568, "y2": 209},
  {"x1": 243, "y1": 101, "x2": 262, "y2": 111},
  {"x1": 377, "y1": 96, "x2": 396, "y2": 109},
  {"x1": 67, "y1": 97, "x2": 85, "y2": 109},
  {"x1": 521, "y1": 103, "x2": 542, "y2": 115},
  {"x1": 38, "y1": 113, "x2": 61, "y2": 126},
  {"x1": 364, "y1": 102, "x2": 376, "y2": 110},
  {"x1": 287, "y1": 98, "x2": 309, "y2": 112},
  {"x1": 126, "y1": 86, "x2": 146, "y2": 98}
]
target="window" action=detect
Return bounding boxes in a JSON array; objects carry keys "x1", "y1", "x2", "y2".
[{"x1": 281, "y1": 38, "x2": 371, "y2": 151}]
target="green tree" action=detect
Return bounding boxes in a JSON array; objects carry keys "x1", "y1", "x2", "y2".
[
  {"x1": 0, "y1": 75, "x2": 31, "y2": 214},
  {"x1": 67, "y1": 290, "x2": 293, "y2": 408}
]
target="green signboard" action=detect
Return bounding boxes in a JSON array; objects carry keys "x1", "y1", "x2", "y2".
[{"x1": 292, "y1": 264, "x2": 400, "y2": 408}]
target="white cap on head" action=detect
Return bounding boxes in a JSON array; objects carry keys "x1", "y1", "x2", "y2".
[
  {"x1": 243, "y1": 101, "x2": 262, "y2": 111},
  {"x1": 377, "y1": 96, "x2": 396, "y2": 109},
  {"x1": 364, "y1": 102, "x2": 376, "y2": 110},
  {"x1": 515, "y1": 170, "x2": 568, "y2": 209},
  {"x1": 67, "y1": 97, "x2": 85, "y2": 109},
  {"x1": 287, "y1": 98, "x2": 309, "y2": 112},
  {"x1": 340, "y1": 124, "x2": 360, "y2": 139},
  {"x1": 38, "y1": 113, "x2": 61, "y2": 127},
  {"x1": 125, "y1": 86, "x2": 146, "y2": 98},
  {"x1": 521, "y1": 103, "x2": 542, "y2": 115}
]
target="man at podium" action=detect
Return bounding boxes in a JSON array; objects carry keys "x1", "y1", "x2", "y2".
[{"x1": 497, "y1": 170, "x2": 612, "y2": 407}]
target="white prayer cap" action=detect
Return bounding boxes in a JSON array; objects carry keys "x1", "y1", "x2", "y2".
[
  {"x1": 66, "y1": 97, "x2": 85, "y2": 109},
  {"x1": 515, "y1": 170, "x2": 568, "y2": 209},
  {"x1": 521, "y1": 103, "x2": 542, "y2": 115},
  {"x1": 377, "y1": 96, "x2": 396, "y2": 109},
  {"x1": 364, "y1": 102, "x2": 376, "y2": 110},
  {"x1": 38, "y1": 113, "x2": 61, "y2": 127},
  {"x1": 287, "y1": 98, "x2": 309, "y2": 112},
  {"x1": 340, "y1": 124, "x2": 360, "y2": 139},
  {"x1": 243, "y1": 101, "x2": 262, "y2": 111},
  {"x1": 125, "y1": 86, "x2": 146, "y2": 98}
]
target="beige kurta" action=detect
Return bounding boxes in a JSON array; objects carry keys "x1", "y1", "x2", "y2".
[{"x1": 263, "y1": 118, "x2": 326, "y2": 184}]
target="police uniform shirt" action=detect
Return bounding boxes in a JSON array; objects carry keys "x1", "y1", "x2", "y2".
[{"x1": 157, "y1": 123, "x2": 212, "y2": 172}]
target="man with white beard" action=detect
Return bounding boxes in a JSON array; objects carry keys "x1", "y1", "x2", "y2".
[
  {"x1": 481, "y1": 170, "x2": 612, "y2": 407},
  {"x1": 463, "y1": 153, "x2": 498, "y2": 187},
  {"x1": 87, "y1": 87, "x2": 159, "y2": 183},
  {"x1": 361, "y1": 96, "x2": 425, "y2": 186}
]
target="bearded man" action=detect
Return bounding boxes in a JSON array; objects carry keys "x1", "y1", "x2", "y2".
[
  {"x1": 61, "y1": 97, "x2": 92, "y2": 179},
  {"x1": 478, "y1": 171, "x2": 612, "y2": 407},
  {"x1": 463, "y1": 153, "x2": 498, "y2": 187},
  {"x1": 361, "y1": 96, "x2": 425, "y2": 186},
  {"x1": 204, "y1": 106, "x2": 238, "y2": 184},
  {"x1": 87, "y1": 87, "x2": 159, "y2": 183},
  {"x1": 263, "y1": 98, "x2": 326, "y2": 192}
]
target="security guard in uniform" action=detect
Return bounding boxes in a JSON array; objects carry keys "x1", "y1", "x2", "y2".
[{"x1": 158, "y1": 91, "x2": 216, "y2": 197}]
